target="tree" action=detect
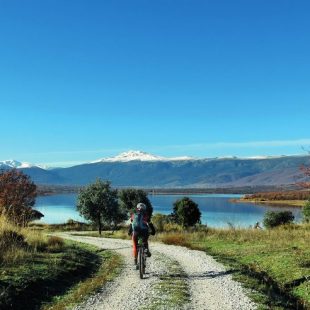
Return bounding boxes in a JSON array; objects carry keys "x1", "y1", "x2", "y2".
[
  {"x1": 118, "y1": 188, "x2": 153, "y2": 219},
  {"x1": 0, "y1": 169, "x2": 40, "y2": 226},
  {"x1": 302, "y1": 200, "x2": 310, "y2": 223},
  {"x1": 171, "y1": 197, "x2": 201, "y2": 228},
  {"x1": 263, "y1": 211, "x2": 295, "y2": 228},
  {"x1": 77, "y1": 179, "x2": 125, "y2": 235}
]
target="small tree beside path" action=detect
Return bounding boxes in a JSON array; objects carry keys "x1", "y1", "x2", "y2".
[{"x1": 77, "y1": 179, "x2": 126, "y2": 235}]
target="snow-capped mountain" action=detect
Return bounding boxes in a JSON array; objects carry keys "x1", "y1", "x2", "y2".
[
  {"x1": 0, "y1": 160, "x2": 35, "y2": 169},
  {"x1": 1, "y1": 151, "x2": 309, "y2": 188},
  {"x1": 93, "y1": 150, "x2": 194, "y2": 163}
]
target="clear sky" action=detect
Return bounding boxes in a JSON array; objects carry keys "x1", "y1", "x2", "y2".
[{"x1": 0, "y1": 0, "x2": 309, "y2": 167}]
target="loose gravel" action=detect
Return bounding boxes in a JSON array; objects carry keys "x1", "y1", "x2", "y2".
[{"x1": 57, "y1": 233, "x2": 257, "y2": 310}]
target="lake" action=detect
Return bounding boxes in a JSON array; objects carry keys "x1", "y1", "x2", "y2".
[{"x1": 34, "y1": 193, "x2": 302, "y2": 228}]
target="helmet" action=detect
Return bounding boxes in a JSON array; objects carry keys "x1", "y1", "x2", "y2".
[{"x1": 136, "y1": 203, "x2": 146, "y2": 212}]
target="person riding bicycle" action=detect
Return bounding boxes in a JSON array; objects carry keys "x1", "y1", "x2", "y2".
[{"x1": 128, "y1": 202, "x2": 156, "y2": 266}]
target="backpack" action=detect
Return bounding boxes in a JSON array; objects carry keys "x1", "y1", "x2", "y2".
[{"x1": 132, "y1": 212, "x2": 147, "y2": 233}]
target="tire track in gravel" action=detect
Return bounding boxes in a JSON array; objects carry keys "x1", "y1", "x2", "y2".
[{"x1": 57, "y1": 233, "x2": 257, "y2": 310}]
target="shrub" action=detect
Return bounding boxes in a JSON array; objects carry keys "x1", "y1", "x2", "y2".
[
  {"x1": 151, "y1": 213, "x2": 171, "y2": 232},
  {"x1": 302, "y1": 200, "x2": 310, "y2": 223},
  {"x1": 263, "y1": 211, "x2": 295, "y2": 228},
  {"x1": 0, "y1": 230, "x2": 26, "y2": 247}
]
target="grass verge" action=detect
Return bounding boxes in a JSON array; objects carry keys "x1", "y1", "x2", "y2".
[
  {"x1": 0, "y1": 239, "x2": 122, "y2": 310},
  {"x1": 157, "y1": 225, "x2": 310, "y2": 310},
  {"x1": 42, "y1": 242, "x2": 122, "y2": 310}
]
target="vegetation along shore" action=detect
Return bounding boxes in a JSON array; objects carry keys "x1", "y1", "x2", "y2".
[{"x1": 232, "y1": 190, "x2": 310, "y2": 207}]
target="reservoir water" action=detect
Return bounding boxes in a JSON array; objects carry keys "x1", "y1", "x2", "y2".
[{"x1": 34, "y1": 193, "x2": 302, "y2": 228}]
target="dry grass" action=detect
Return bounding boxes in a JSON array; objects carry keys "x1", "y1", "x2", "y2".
[
  {"x1": 0, "y1": 216, "x2": 28, "y2": 265},
  {"x1": 0, "y1": 215, "x2": 64, "y2": 265},
  {"x1": 202, "y1": 224, "x2": 310, "y2": 246},
  {"x1": 159, "y1": 232, "x2": 192, "y2": 248},
  {"x1": 46, "y1": 236, "x2": 65, "y2": 252}
]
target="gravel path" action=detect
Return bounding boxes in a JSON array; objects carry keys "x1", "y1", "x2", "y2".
[{"x1": 57, "y1": 233, "x2": 257, "y2": 310}]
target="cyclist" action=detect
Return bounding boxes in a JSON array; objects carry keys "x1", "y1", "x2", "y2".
[{"x1": 128, "y1": 203, "x2": 156, "y2": 266}]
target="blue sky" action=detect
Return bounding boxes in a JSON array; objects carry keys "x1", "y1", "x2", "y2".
[{"x1": 0, "y1": 0, "x2": 309, "y2": 166}]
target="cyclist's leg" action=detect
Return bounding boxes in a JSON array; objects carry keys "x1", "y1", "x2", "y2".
[
  {"x1": 132, "y1": 232, "x2": 138, "y2": 264},
  {"x1": 143, "y1": 231, "x2": 151, "y2": 257}
]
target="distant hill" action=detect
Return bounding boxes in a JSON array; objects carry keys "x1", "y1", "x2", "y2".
[{"x1": 2, "y1": 151, "x2": 308, "y2": 188}]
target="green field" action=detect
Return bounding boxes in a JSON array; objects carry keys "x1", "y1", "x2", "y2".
[
  {"x1": 158, "y1": 224, "x2": 310, "y2": 309},
  {"x1": 72, "y1": 223, "x2": 310, "y2": 309}
]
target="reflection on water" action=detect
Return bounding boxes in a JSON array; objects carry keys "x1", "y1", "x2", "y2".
[{"x1": 34, "y1": 193, "x2": 302, "y2": 228}]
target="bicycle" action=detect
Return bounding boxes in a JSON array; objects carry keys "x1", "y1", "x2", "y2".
[{"x1": 137, "y1": 235, "x2": 147, "y2": 279}]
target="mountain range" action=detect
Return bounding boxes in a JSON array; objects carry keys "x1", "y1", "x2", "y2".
[{"x1": 1, "y1": 151, "x2": 309, "y2": 188}]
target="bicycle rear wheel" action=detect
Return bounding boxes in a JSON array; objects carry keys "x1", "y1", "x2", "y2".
[{"x1": 142, "y1": 249, "x2": 146, "y2": 274}]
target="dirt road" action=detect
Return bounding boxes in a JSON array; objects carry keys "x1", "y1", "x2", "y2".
[{"x1": 57, "y1": 233, "x2": 257, "y2": 310}]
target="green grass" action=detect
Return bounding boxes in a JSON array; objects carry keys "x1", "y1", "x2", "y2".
[
  {"x1": 0, "y1": 240, "x2": 122, "y2": 310},
  {"x1": 157, "y1": 224, "x2": 310, "y2": 309},
  {"x1": 42, "y1": 243, "x2": 122, "y2": 310},
  {"x1": 0, "y1": 215, "x2": 122, "y2": 309}
]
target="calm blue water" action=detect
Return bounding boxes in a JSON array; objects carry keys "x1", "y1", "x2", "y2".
[{"x1": 34, "y1": 193, "x2": 302, "y2": 228}]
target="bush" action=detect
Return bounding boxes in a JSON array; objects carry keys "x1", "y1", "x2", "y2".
[
  {"x1": 151, "y1": 213, "x2": 172, "y2": 232},
  {"x1": 0, "y1": 230, "x2": 26, "y2": 248},
  {"x1": 302, "y1": 200, "x2": 310, "y2": 223},
  {"x1": 263, "y1": 211, "x2": 295, "y2": 228}
]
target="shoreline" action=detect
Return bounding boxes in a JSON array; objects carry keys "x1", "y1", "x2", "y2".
[
  {"x1": 37, "y1": 184, "x2": 297, "y2": 196},
  {"x1": 231, "y1": 198, "x2": 306, "y2": 207}
]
